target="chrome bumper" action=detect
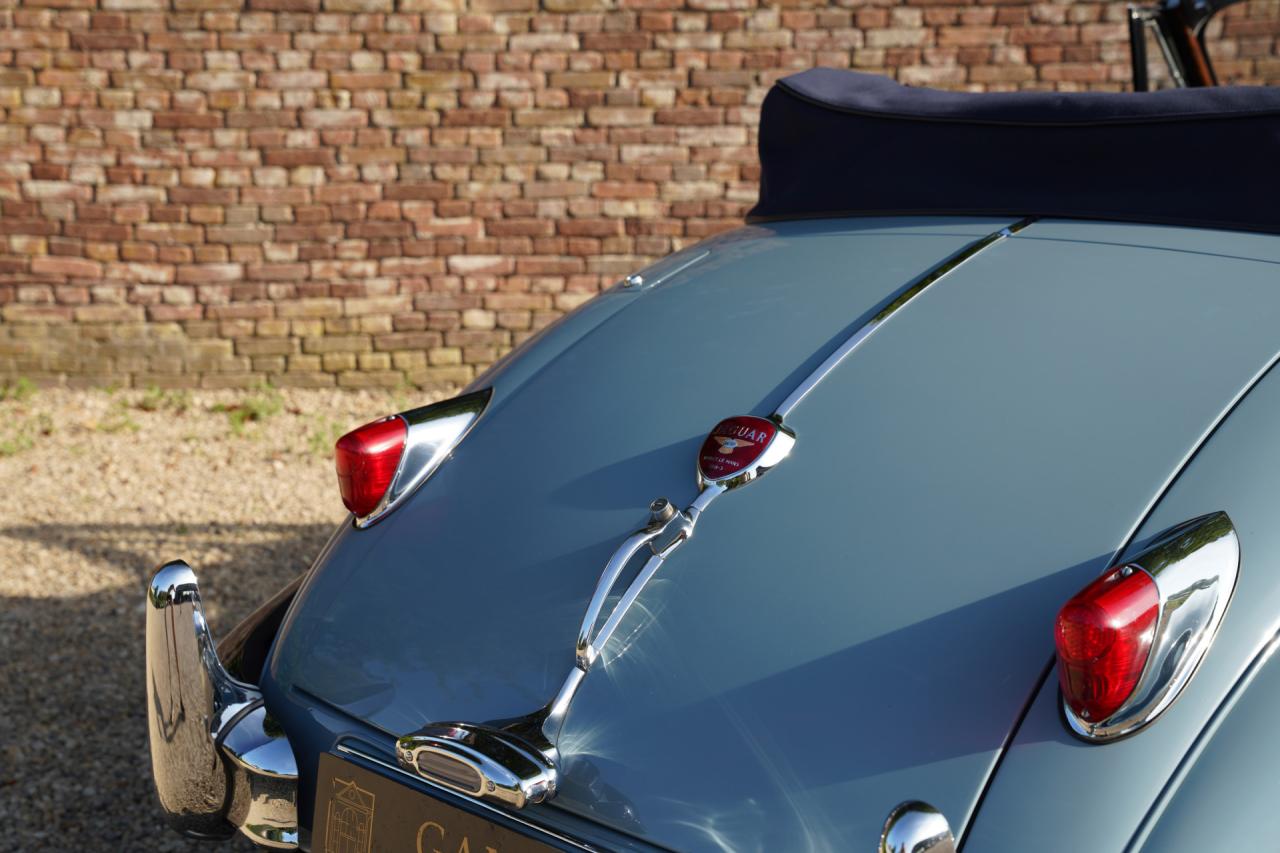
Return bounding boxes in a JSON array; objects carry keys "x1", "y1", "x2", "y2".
[{"x1": 145, "y1": 561, "x2": 299, "y2": 848}]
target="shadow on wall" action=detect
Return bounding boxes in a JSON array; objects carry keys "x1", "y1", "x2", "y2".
[{"x1": 0, "y1": 521, "x2": 335, "y2": 852}]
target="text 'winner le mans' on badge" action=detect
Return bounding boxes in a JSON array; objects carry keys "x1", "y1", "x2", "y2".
[{"x1": 697, "y1": 415, "x2": 780, "y2": 483}]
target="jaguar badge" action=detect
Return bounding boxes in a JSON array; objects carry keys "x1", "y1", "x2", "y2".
[{"x1": 697, "y1": 415, "x2": 795, "y2": 491}]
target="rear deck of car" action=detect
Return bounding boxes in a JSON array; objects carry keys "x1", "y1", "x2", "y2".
[{"x1": 264, "y1": 216, "x2": 1280, "y2": 851}]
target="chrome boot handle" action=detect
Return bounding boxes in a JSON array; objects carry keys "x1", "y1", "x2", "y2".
[{"x1": 573, "y1": 494, "x2": 709, "y2": 672}]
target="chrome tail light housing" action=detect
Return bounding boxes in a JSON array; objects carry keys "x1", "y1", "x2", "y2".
[
  {"x1": 337, "y1": 389, "x2": 491, "y2": 528},
  {"x1": 1056, "y1": 512, "x2": 1240, "y2": 741}
]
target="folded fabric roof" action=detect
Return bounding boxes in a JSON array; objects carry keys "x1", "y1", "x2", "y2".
[{"x1": 749, "y1": 68, "x2": 1280, "y2": 234}]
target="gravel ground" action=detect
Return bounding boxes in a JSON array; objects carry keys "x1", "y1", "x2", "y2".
[{"x1": 0, "y1": 385, "x2": 449, "y2": 852}]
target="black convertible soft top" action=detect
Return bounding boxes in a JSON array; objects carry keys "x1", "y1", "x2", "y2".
[{"x1": 749, "y1": 68, "x2": 1280, "y2": 234}]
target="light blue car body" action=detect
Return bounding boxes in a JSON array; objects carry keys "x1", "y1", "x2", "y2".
[{"x1": 260, "y1": 216, "x2": 1280, "y2": 851}]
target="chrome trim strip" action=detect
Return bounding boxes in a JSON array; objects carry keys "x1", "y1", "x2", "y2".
[
  {"x1": 336, "y1": 744, "x2": 601, "y2": 852},
  {"x1": 774, "y1": 218, "x2": 1034, "y2": 420},
  {"x1": 1064, "y1": 512, "x2": 1240, "y2": 741},
  {"x1": 620, "y1": 249, "x2": 710, "y2": 290},
  {"x1": 146, "y1": 561, "x2": 299, "y2": 848}
]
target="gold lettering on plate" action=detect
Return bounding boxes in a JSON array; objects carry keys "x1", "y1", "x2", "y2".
[
  {"x1": 325, "y1": 777, "x2": 376, "y2": 853},
  {"x1": 417, "y1": 820, "x2": 499, "y2": 853}
]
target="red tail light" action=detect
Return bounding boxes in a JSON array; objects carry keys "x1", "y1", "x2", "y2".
[
  {"x1": 1054, "y1": 567, "x2": 1159, "y2": 724},
  {"x1": 335, "y1": 416, "x2": 407, "y2": 518}
]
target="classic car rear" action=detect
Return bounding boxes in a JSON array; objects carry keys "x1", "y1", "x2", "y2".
[{"x1": 146, "y1": 68, "x2": 1280, "y2": 852}]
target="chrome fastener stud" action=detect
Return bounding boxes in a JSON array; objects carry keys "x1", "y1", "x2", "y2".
[{"x1": 648, "y1": 497, "x2": 675, "y2": 524}]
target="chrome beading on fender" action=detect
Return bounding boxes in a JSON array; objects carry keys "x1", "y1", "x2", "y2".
[
  {"x1": 880, "y1": 801, "x2": 956, "y2": 853},
  {"x1": 1063, "y1": 512, "x2": 1240, "y2": 741},
  {"x1": 146, "y1": 561, "x2": 299, "y2": 848}
]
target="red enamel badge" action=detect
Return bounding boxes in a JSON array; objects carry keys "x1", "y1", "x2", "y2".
[{"x1": 698, "y1": 415, "x2": 779, "y2": 484}]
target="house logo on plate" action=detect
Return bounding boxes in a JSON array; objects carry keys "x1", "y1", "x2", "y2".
[
  {"x1": 325, "y1": 777, "x2": 376, "y2": 853},
  {"x1": 698, "y1": 416, "x2": 779, "y2": 482}
]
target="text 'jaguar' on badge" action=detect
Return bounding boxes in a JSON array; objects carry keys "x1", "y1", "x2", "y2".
[{"x1": 697, "y1": 415, "x2": 794, "y2": 490}]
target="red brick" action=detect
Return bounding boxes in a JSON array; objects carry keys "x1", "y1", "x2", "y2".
[
  {"x1": 301, "y1": 110, "x2": 369, "y2": 129},
  {"x1": 154, "y1": 112, "x2": 224, "y2": 129},
  {"x1": 31, "y1": 256, "x2": 104, "y2": 278},
  {"x1": 1, "y1": 1, "x2": 1275, "y2": 390},
  {"x1": 176, "y1": 263, "x2": 245, "y2": 284}
]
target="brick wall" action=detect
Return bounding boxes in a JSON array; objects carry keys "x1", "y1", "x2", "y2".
[{"x1": 1, "y1": 0, "x2": 1278, "y2": 389}]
